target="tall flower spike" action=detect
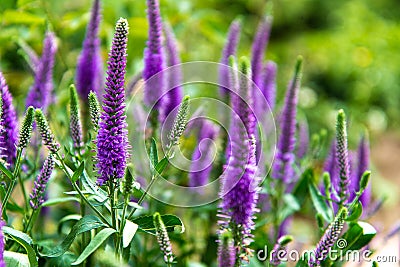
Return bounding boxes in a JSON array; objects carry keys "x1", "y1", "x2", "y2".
[
  {"x1": 96, "y1": 18, "x2": 129, "y2": 186},
  {"x1": 168, "y1": 95, "x2": 190, "y2": 147},
  {"x1": 26, "y1": 31, "x2": 57, "y2": 111},
  {"x1": 272, "y1": 57, "x2": 303, "y2": 184},
  {"x1": 219, "y1": 57, "x2": 259, "y2": 265},
  {"x1": 69, "y1": 85, "x2": 84, "y2": 150},
  {"x1": 153, "y1": 212, "x2": 175, "y2": 265},
  {"x1": 0, "y1": 73, "x2": 18, "y2": 165},
  {"x1": 217, "y1": 230, "x2": 235, "y2": 267},
  {"x1": 308, "y1": 208, "x2": 347, "y2": 267},
  {"x1": 251, "y1": 16, "x2": 272, "y2": 90},
  {"x1": 29, "y1": 154, "x2": 55, "y2": 209},
  {"x1": 35, "y1": 109, "x2": 60, "y2": 154},
  {"x1": 88, "y1": 91, "x2": 101, "y2": 132},
  {"x1": 261, "y1": 60, "x2": 277, "y2": 110},
  {"x1": 17, "y1": 106, "x2": 35, "y2": 150},
  {"x1": 219, "y1": 19, "x2": 241, "y2": 99},
  {"x1": 335, "y1": 109, "x2": 351, "y2": 207},
  {"x1": 0, "y1": 211, "x2": 5, "y2": 267},
  {"x1": 76, "y1": 0, "x2": 103, "y2": 99},
  {"x1": 163, "y1": 22, "x2": 183, "y2": 118},
  {"x1": 189, "y1": 121, "x2": 218, "y2": 187},
  {"x1": 356, "y1": 134, "x2": 370, "y2": 207},
  {"x1": 143, "y1": 0, "x2": 166, "y2": 111}
]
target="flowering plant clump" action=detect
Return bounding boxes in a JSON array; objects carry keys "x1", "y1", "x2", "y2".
[{"x1": 0, "y1": 0, "x2": 385, "y2": 266}]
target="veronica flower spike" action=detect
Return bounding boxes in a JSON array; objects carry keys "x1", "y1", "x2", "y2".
[
  {"x1": 271, "y1": 57, "x2": 303, "y2": 184},
  {"x1": 96, "y1": 18, "x2": 129, "y2": 186},
  {"x1": 26, "y1": 31, "x2": 57, "y2": 111},
  {"x1": 76, "y1": 0, "x2": 103, "y2": 99},
  {"x1": 0, "y1": 72, "x2": 18, "y2": 165},
  {"x1": 335, "y1": 109, "x2": 351, "y2": 208},
  {"x1": 143, "y1": 0, "x2": 166, "y2": 117}
]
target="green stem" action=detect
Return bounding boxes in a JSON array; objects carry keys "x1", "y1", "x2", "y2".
[
  {"x1": 23, "y1": 209, "x2": 37, "y2": 234},
  {"x1": 55, "y1": 153, "x2": 112, "y2": 227},
  {"x1": 1, "y1": 148, "x2": 23, "y2": 215},
  {"x1": 18, "y1": 175, "x2": 29, "y2": 212}
]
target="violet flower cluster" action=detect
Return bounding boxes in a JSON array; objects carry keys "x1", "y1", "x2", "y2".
[
  {"x1": 29, "y1": 154, "x2": 55, "y2": 209},
  {"x1": 96, "y1": 18, "x2": 129, "y2": 186},
  {"x1": 26, "y1": 31, "x2": 57, "y2": 112},
  {"x1": 0, "y1": 72, "x2": 18, "y2": 165},
  {"x1": 76, "y1": 0, "x2": 103, "y2": 99}
]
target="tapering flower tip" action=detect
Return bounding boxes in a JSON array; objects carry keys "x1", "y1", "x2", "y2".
[
  {"x1": 96, "y1": 18, "x2": 129, "y2": 186},
  {"x1": 219, "y1": 19, "x2": 242, "y2": 98},
  {"x1": 251, "y1": 15, "x2": 272, "y2": 88},
  {"x1": 26, "y1": 31, "x2": 57, "y2": 111},
  {"x1": 217, "y1": 230, "x2": 235, "y2": 267},
  {"x1": 153, "y1": 212, "x2": 175, "y2": 264},
  {"x1": 17, "y1": 106, "x2": 35, "y2": 150},
  {"x1": 35, "y1": 109, "x2": 60, "y2": 154},
  {"x1": 69, "y1": 85, "x2": 84, "y2": 150},
  {"x1": 322, "y1": 172, "x2": 332, "y2": 193},
  {"x1": 76, "y1": 0, "x2": 103, "y2": 99},
  {"x1": 143, "y1": 0, "x2": 166, "y2": 109},
  {"x1": 335, "y1": 109, "x2": 351, "y2": 207},
  {"x1": 29, "y1": 154, "x2": 55, "y2": 209},
  {"x1": 271, "y1": 57, "x2": 303, "y2": 183},
  {"x1": 0, "y1": 213, "x2": 5, "y2": 267},
  {"x1": 359, "y1": 170, "x2": 371, "y2": 193},
  {"x1": 168, "y1": 95, "x2": 190, "y2": 147},
  {"x1": 356, "y1": 134, "x2": 371, "y2": 207},
  {"x1": 238, "y1": 56, "x2": 256, "y2": 135},
  {"x1": 88, "y1": 91, "x2": 101, "y2": 132},
  {"x1": 261, "y1": 60, "x2": 277, "y2": 110},
  {"x1": 121, "y1": 166, "x2": 140, "y2": 196},
  {"x1": 309, "y1": 207, "x2": 347, "y2": 267},
  {"x1": 0, "y1": 73, "x2": 18, "y2": 165},
  {"x1": 163, "y1": 22, "x2": 183, "y2": 118}
]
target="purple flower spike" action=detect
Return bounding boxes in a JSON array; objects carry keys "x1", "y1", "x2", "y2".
[
  {"x1": 76, "y1": 0, "x2": 104, "y2": 99},
  {"x1": 251, "y1": 16, "x2": 272, "y2": 90},
  {"x1": 189, "y1": 121, "x2": 218, "y2": 187},
  {"x1": 29, "y1": 154, "x2": 55, "y2": 209},
  {"x1": 163, "y1": 22, "x2": 183, "y2": 118},
  {"x1": 297, "y1": 120, "x2": 309, "y2": 159},
  {"x1": 96, "y1": 18, "x2": 129, "y2": 186},
  {"x1": 356, "y1": 134, "x2": 370, "y2": 207},
  {"x1": 261, "y1": 60, "x2": 277, "y2": 110},
  {"x1": 309, "y1": 208, "x2": 347, "y2": 267},
  {"x1": 26, "y1": 31, "x2": 57, "y2": 112},
  {"x1": 0, "y1": 212, "x2": 4, "y2": 267},
  {"x1": 272, "y1": 57, "x2": 303, "y2": 184},
  {"x1": 335, "y1": 109, "x2": 351, "y2": 207},
  {"x1": 143, "y1": 0, "x2": 166, "y2": 111},
  {"x1": 0, "y1": 73, "x2": 18, "y2": 165},
  {"x1": 219, "y1": 19, "x2": 241, "y2": 99},
  {"x1": 217, "y1": 230, "x2": 236, "y2": 267},
  {"x1": 219, "y1": 57, "x2": 259, "y2": 265}
]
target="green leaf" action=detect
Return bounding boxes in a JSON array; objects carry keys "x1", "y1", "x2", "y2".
[
  {"x1": 40, "y1": 215, "x2": 106, "y2": 258},
  {"x1": 279, "y1": 194, "x2": 300, "y2": 221},
  {"x1": 292, "y1": 168, "x2": 312, "y2": 206},
  {"x1": 71, "y1": 228, "x2": 117, "y2": 265},
  {"x1": 340, "y1": 221, "x2": 376, "y2": 251},
  {"x1": 71, "y1": 162, "x2": 84, "y2": 183},
  {"x1": 0, "y1": 160, "x2": 12, "y2": 180},
  {"x1": 346, "y1": 201, "x2": 363, "y2": 222},
  {"x1": 123, "y1": 220, "x2": 138, "y2": 248},
  {"x1": 132, "y1": 214, "x2": 184, "y2": 235},
  {"x1": 308, "y1": 179, "x2": 333, "y2": 222},
  {"x1": 149, "y1": 138, "x2": 158, "y2": 173},
  {"x1": 3, "y1": 227, "x2": 38, "y2": 267},
  {"x1": 4, "y1": 251, "x2": 30, "y2": 267},
  {"x1": 42, "y1": 197, "x2": 80, "y2": 207},
  {"x1": 155, "y1": 157, "x2": 168, "y2": 174}
]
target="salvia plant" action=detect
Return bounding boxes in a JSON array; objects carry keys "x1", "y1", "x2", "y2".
[{"x1": 0, "y1": 0, "x2": 381, "y2": 267}]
